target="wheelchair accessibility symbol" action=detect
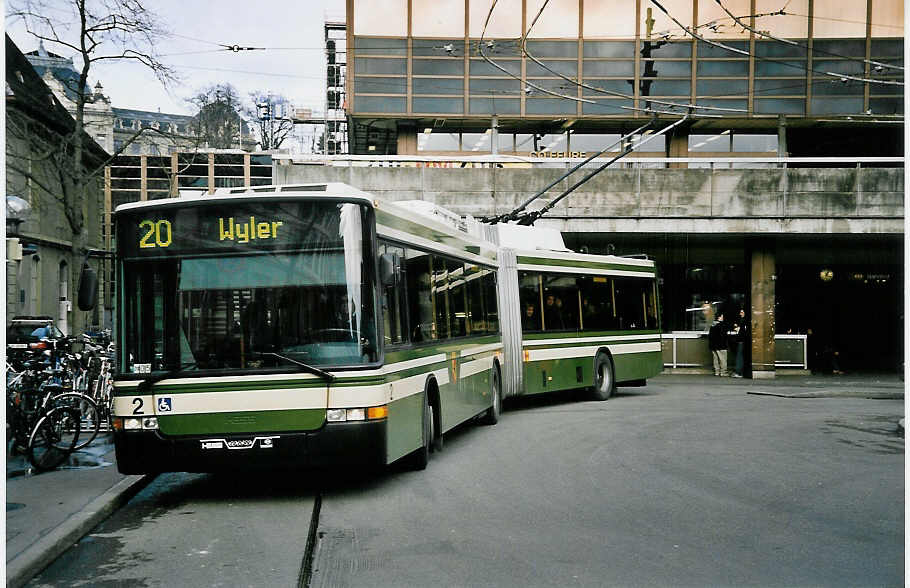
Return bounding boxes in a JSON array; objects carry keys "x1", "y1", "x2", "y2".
[{"x1": 158, "y1": 397, "x2": 173, "y2": 412}]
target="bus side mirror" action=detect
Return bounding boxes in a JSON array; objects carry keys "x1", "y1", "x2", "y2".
[
  {"x1": 380, "y1": 253, "x2": 399, "y2": 287},
  {"x1": 77, "y1": 264, "x2": 98, "y2": 311}
]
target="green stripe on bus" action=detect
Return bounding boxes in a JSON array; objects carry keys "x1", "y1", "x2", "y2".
[{"x1": 157, "y1": 408, "x2": 326, "y2": 435}]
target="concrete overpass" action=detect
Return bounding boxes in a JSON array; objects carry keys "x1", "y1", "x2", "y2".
[{"x1": 274, "y1": 156, "x2": 903, "y2": 236}]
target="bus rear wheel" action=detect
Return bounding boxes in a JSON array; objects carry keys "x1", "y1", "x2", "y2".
[
  {"x1": 480, "y1": 366, "x2": 502, "y2": 425},
  {"x1": 590, "y1": 352, "x2": 615, "y2": 401}
]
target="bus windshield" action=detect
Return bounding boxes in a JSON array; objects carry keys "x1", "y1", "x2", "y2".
[{"x1": 117, "y1": 200, "x2": 378, "y2": 374}]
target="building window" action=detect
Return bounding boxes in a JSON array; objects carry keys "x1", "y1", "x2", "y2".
[
  {"x1": 417, "y1": 131, "x2": 459, "y2": 151},
  {"x1": 689, "y1": 132, "x2": 731, "y2": 153},
  {"x1": 569, "y1": 133, "x2": 622, "y2": 153},
  {"x1": 732, "y1": 135, "x2": 777, "y2": 153},
  {"x1": 463, "y1": 132, "x2": 492, "y2": 153}
]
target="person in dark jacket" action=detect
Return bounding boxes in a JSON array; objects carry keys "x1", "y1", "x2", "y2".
[
  {"x1": 731, "y1": 308, "x2": 749, "y2": 377},
  {"x1": 708, "y1": 313, "x2": 728, "y2": 376}
]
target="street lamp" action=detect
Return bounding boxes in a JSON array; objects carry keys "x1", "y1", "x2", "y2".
[{"x1": 6, "y1": 195, "x2": 31, "y2": 238}]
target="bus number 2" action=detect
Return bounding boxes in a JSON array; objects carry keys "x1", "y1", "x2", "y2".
[
  {"x1": 132, "y1": 398, "x2": 144, "y2": 415},
  {"x1": 139, "y1": 219, "x2": 172, "y2": 248}
]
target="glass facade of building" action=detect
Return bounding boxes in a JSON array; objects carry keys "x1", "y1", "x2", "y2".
[{"x1": 347, "y1": 0, "x2": 903, "y2": 155}]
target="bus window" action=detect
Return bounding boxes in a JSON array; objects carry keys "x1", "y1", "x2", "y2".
[
  {"x1": 614, "y1": 277, "x2": 653, "y2": 330},
  {"x1": 578, "y1": 276, "x2": 616, "y2": 331},
  {"x1": 379, "y1": 242, "x2": 407, "y2": 345},
  {"x1": 405, "y1": 248, "x2": 435, "y2": 342},
  {"x1": 432, "y1": 255, "x2": 450, "y2": 339},
  {"x1": 482, "y1": 269, "x2": 499, "y2": 334},
  {"x1": 466, "y1": 264, "x2": 486, "y2": 334},
  {"x1": 542, "y1": 274, "x2": 579, "y2": 331},
  {"x1": 447, "y1": 258, "x2": 468, "y2": 337},
  {"x1": 518, "y1": 272, "x2": 542, "y2": 332}
]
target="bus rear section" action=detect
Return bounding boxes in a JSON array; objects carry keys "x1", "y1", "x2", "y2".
[{"x1": 495, "y1": 225, "x2": 663, "y2": 399}]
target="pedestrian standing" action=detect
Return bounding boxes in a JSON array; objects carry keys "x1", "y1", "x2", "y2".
[
  {"x1": 731, "y1": 308, "x2": 749, "y2": 378},
  {"x1": 708, "y1": 312, "x2": 728, "y2": 376}
]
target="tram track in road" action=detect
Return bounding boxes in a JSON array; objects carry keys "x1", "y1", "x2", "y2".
[
  {"x1": 24, "y1": 471, "x2": 324, "y2": 586},
  {"x1": 298, "y1": 492, "x2": 323, "y2": 588}
]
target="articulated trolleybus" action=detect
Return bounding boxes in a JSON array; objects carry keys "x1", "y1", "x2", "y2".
[{"x1": 111, "y1": 183, "x2": 661, "y2": 473}]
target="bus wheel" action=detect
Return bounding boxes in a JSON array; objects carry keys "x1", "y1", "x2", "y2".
[
  {"x1": 430, "y1": 402, "x2": 443, "y2": 453},
  {"x1": 405, "y1": 392, "x2": 432, "y2": 470},
  {"x1": 480, "y1": 367, "x2": 502, "y2": 425},
  {"x1": 590, "y1": 352, "x2": 615, "y2": 401}
]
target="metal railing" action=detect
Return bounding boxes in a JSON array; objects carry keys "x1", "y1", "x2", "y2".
[
  {"x1": 275, "y1": 154, "x2": 904, "y2": 170},
  {"x1": 661, "y1": 332, "x2": 808, "y2": 370}
]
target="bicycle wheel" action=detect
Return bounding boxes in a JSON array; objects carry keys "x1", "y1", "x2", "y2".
[
  {"x1": 28, "y1": 407, "x2": 81, "y2": 471},
  {"x1": 50, "y1": 392, "x2": 101, "y2": 450}
]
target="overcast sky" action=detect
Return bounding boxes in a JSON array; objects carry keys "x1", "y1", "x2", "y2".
[{"x1": 5, "y1": 0, "x2": 345, "y2": 116}]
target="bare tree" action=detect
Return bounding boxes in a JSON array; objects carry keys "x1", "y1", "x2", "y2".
[
  {"x1": 6, "y1": 0, "x2": 178, "y2": 253},
  {"x1": 246, "y1": 91, "x2": 295, "y2": 151},
  {"x1": 187, "y1": 83, "x2": 246, "y2": 150}
]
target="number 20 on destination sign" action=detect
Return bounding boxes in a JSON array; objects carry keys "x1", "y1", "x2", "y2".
[{"x1": 139, "y1": 219, "x2": 172, "y2": 248}]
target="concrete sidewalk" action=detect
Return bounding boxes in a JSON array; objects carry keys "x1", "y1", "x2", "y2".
[
  {"x1": 652, "y1": 371, "x2": 905, "y2": 399},
  {"x1": 4, "y1": 373, "x2": 904, "y2": 587},
  {"x1": 5, "y1": 434, "x2": 151, "y2": 588}
]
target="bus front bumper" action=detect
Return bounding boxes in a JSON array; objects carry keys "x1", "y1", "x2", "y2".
[{"x1": 113, "y1": 420, "x2": 388, "y2": 474}]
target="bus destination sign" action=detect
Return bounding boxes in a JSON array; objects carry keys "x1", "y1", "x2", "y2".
[{"x1": 118, "y1": 202, "x2": 331, "y2": 257}]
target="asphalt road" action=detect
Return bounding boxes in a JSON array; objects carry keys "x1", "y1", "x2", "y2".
[{"x1": 28, "y1": 377, "x2": 904, "y2": 587}]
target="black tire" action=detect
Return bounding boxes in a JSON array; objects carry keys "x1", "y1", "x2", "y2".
[
  {"x1": 430, "y1": 400, "x2": 443, "y2": 453},
  {"x1": 480, "y1": 366, "x2": 502, "y2": 425},
  {"x1": 590, "y1": 352, "x2": 616, "y2": 401},
  {"x1": 404, "y1": 392, "x2": 432, "y2": 471},
  {"x1": 28, "y1": 407, "x2": 81, "y2": 471},
  {"x1": 50, "y1": 393, "x2": 101, "y2": 450}
]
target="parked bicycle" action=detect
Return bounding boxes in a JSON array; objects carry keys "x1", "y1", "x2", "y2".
[{"x1": 7, "y1": 358, "x2": 83, "y2": 471}]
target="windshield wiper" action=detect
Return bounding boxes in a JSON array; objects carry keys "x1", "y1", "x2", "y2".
[{"x1": 257, "y1": 352, "x2": 336, "y2": 382}]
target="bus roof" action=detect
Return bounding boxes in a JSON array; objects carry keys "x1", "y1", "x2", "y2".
[{"x1": 114, "y1": 183, "x2": 376, "y2": 214}]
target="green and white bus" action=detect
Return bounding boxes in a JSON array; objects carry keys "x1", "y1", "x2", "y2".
[
  {"x1": 111, "y1": 184, "x2": 501, "y2": 472},
  {"x1": 109, "y1": 183, "x2": 660, "y2": 474}
]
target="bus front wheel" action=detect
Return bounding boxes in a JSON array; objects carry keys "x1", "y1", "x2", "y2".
[
  {"x1": 404, "y1": 391, "x2": 434, "y2": 471},
  {"x1": 590, "y1": 352, "x2": 615, "y2": 401}
]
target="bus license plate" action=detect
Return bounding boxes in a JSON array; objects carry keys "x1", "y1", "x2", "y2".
[{"x1": 200, "y1": 437, "x2": 279, "y2": 451}]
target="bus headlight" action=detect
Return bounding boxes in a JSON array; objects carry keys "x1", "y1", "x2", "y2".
[
  {"x1": 116, "y1": 417, "x2": 159, "y2": 431},
  {"x1": 326, "y1": 405, "x2": 387, "y2": 422},
  {"x1": 327, "y1": 409, "x2": 346, "y2": 422},
  {"x1": 122, "y1": 417, "x2": 143, "y2": 430}
]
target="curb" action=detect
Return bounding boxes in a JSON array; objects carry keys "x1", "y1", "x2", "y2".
[
  {"x1": 6, "y1": 474, "x2": 153, "y2": 588},
  {"x1": 746, "y1": 390, "x2": 905, "y2": 400}
]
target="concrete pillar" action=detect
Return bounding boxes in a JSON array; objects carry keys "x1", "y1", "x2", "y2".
[
  {"x1": 397, "y1": 122, "x2": 417, "y2": 155},
  {"x1": 777, "y1": 114, "x2": 788, "y2": 157},
  {"x1": 668, "y1": 132, "x2": 687, "y2": 169},
  {"x1": 750, "y1": 243, "x2": 776, "y2": 379}
]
